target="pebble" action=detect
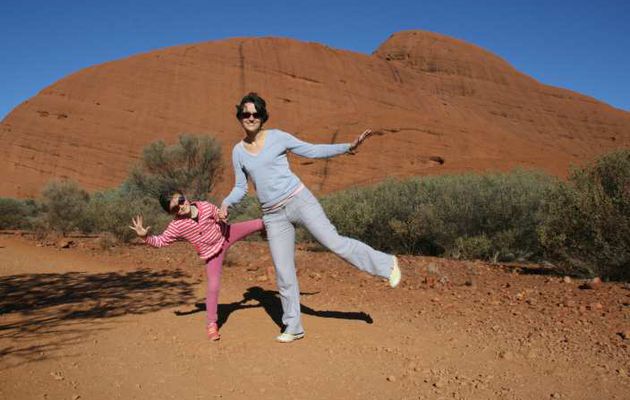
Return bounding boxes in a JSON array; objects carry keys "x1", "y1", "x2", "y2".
[
  {"x1": 563, "y1": 299, "x2": 576, "y2": 308},
  {"x1": 433, "y1": 378, "x2": 447, "y2": 388},
  {"x1": 620, "y1": 330, "x2": 630, "y2": 340},
  {"x1": 50, "y1": 372, "x2": 64, "y2": 381},
  {"x1": 498, "y1": 350, "x2": 514, "y2": 360},
  {"x1": 563, "y1": 276, "x2": 572, "y2": 284},
  {"x1": 309, "y1": 272, "x2": 322, "y2": 280},
  {"x1": 585, "y1": 277, "x2": 602, "y2": 289},
  {"x1": 387, "y1": 375, "x2": 396, "y2": 382}
]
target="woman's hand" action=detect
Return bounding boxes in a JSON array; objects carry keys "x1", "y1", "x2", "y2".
[
  {"x1": 129, "y1": 215, "x2": 150, "y2": 237},
  {"x1": 348, "y1": 129, "x2": 374, "y2": 154},
  {"x1": 218, "y1": 204, "x2": 229, "y2": 222}
]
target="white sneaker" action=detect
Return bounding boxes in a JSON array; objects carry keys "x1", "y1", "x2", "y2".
[
  {"x1": 276, "y1": 332, "x2": 305, "y2": 343},
  {"x1": 389, "y1": 256, "x2": 401, "y2": 288}
]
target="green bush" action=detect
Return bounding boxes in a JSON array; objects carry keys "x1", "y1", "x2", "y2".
[
  {"x1": 228, "y1": 194, "x2": 262, "y2": 221},
  {"x1": 39, "y1": 180, "x2": 90, "y2": 235},
  {"x1": 84, "y1": 189, "x2": 171, "y2": 243},
  {"x1": 0, "y1": 198, "x2": 40, "y2": 229},
  {"x1": 124, "y1": 134, "x2": 223, "y2": 200},
  {"x1": 321, "y1": 169, "x2": 556, "y2": 262},
  {"x1": 539, "y1": 149, "x2": 630, "y2": 279}
]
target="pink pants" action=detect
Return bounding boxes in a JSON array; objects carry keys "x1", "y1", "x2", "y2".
[{"x1": 204, "y1": 219, "x2": 264, "y2": 325}]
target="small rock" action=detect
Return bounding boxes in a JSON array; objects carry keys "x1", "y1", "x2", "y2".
[
  {"x1": 563, "y1": 276, "x2": 572, "y2": 284},
  {"x1": 427, "y1": 263, "x2": 439, "y2": 274},
  {"x1": 50, "y1": 372, "x2": 64, "y2": 381},
  {"x1": 309, "y1": 272, "x2": 322, "y2": 280},
  {"x1": 585, "y1": 277, "x2": 602, "y2": 289},
  {"x1": 563, "y1": 299, "x2": 576, "y2": 308},
  {"x1": 551, "y1": 393, "x2": 561, "y2": 399},
  {"x1": 387, "y1": 375, "x2": 396, "y2": 382},
  {"x1": 498, "y1": 350, "x2": 514, "y2": 360},
  {"x1": 433, "y1": 378, "x2": 447, "y2": 388},
  {"x1": 72, "y1": 395, "x2": 81, "y2": 400},
  {"x1": 56, "y1": 239, "x2": 74, "y2": 249},
  {"x1": 619, "y1": 330, "x2": 630, "y2": 340}
]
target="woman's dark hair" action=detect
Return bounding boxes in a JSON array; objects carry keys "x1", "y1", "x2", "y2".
[
  {"x1": 235, "y1": 92, "x2": 269, "y2": 123},
  {"x1": 159, "y1": 189, "x2": 184, "y2": 213}
]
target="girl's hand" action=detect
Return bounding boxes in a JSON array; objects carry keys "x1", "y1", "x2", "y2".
[
  {"x1": 129, "y1": 215, "x2": 150, "y2": 237},
  {"x1": 348, "y1": 129, "x2": 374, "y2": 154},
  {"x1": 218, "y1": 204, "x2": 229, "y2": 222}
]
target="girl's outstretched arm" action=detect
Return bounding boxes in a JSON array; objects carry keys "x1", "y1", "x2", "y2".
[
  {"x1": 130, "y1": 216, "x2": 179, "y2": 248},
  {"x1": 129, "y1": 215, "x2": 151, "y2": 237}
]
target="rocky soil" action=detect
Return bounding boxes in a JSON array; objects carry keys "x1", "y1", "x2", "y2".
[{"x1": 1, "y1": 232, "x2": 629, "y2": 399}]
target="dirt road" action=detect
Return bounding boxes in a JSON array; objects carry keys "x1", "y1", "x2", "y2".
[{"x1": 1, "y1": 233, "x2": 628, "y2": 399}]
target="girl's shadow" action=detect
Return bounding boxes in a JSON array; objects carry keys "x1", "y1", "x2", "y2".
[{"x1": 174, "y1": 286, "x2": 373, "y2": 329}]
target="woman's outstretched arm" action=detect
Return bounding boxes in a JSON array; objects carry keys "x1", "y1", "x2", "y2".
[
  {"x1": 284, "y1": 129, "x2": 374, "y2": 158},
  {"x1": 220, "y1": 148, "x2": 248, "y2": 218}
]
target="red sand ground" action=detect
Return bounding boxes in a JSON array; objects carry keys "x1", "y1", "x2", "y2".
[{"x1": 1, "y1": 232, "x2": 628, "y2": 399}]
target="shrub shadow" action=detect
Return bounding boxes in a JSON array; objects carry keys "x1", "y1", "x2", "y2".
[{"x1": 0, "y1": 268, "x2": 196, "y2": 368}]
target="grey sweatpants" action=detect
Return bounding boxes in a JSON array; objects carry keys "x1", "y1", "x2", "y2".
[{"x1": 262, "y1": 187, "x2": 394, "y2": 334}]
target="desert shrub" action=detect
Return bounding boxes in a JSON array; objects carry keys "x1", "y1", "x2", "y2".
[
  {"x1": 39, "y1": 180, "x2": 90, "y2": 235},
  {"x1": 84, "y1": 188, "x2": 171, "y2": 243},
  {"x1": 539, "y1": 149, "x2": 630, "y2": 279},
  {"x1": 124, "y1": 134, "x2": 223, "y2": 200},
  {"x1": 228, "y1": 194, "x2": 262, "y2": 222},
  {"x1": 0, "y1": 198, "x2": 40, "y2": 229},
  {"x1": 97, "y1": 232, "x2": 120, "y2": 250},
  {"x1": 321, "y1": 169, "x2": 556, "y2": 262}
]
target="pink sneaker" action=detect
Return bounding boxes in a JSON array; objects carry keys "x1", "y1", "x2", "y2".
[{"x1": 207, "y1": 323, "x2": 220, "y2": 341}]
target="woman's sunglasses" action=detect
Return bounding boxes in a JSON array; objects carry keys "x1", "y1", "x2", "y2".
[
  {"x1": 170, "y1": 195, "x2": 186, "y2": 213},
  {"x1": 239, "y1": 111, "x2": 262, "y2": 120}
]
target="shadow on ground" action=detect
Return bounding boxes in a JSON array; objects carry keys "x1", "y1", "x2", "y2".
[
  {"x1": 175, "y1": 286, "x2": 373, "y2": 329},
  {"x1": 0, "y1": 268, "x2": 196, "y2": 367}
]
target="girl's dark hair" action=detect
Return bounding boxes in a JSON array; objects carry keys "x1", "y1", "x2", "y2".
[
  {"x1": 159, "y1": 189, "x2": 184, "y2": 213},
  {"x1": 235, "y1": 92, "x2": 269, "y2": 123}
]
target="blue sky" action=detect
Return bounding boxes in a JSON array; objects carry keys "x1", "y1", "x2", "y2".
[{"x1": 1, "y1": 0, "x2": 628, "y2": 119}]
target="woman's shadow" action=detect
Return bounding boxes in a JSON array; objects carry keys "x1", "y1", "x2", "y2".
[{"x1": 174, "y1": 286, "x2": 373, "y2": 329}]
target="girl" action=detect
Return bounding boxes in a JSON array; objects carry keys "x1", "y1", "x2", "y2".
[
  {"x1": 219, "y1": 93, "x2": 401, "y2": 343},
  {"x1": 130, "y1": 189, "x2": 264, "y2": 341}
]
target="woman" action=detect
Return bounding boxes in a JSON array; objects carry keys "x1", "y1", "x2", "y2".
[
  {"x1": 130, "y1": 189, "x2": 264, "y2": 341},
  {"x1": 220, "y1": 93, "x2": 401, "y2": 343}
]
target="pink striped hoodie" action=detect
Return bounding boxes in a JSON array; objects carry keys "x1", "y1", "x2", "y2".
[{"x1": 144, "y1": 201, "x2": 228, "y2": 260}]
